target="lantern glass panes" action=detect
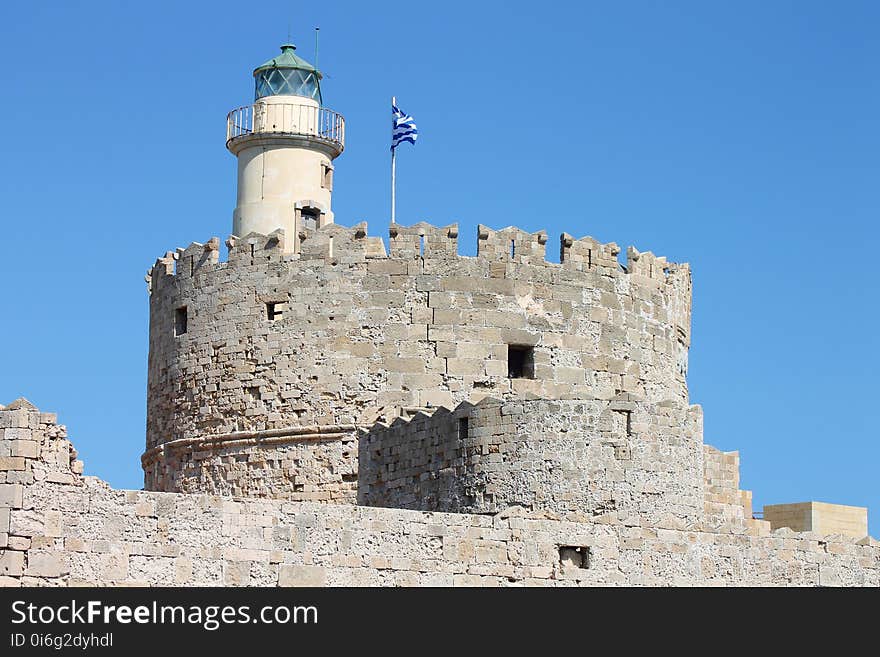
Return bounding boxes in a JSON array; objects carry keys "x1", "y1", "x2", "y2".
[{"x1": 255, "y1": 68, "x2": 321, "y2": 102}]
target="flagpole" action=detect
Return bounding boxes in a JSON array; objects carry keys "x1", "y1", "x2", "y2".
[{"x1": 391, "y1": 95, "x2": 397, "y2": 224}]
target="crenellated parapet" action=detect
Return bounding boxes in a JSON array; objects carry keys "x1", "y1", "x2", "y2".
[
  {"x1": 147, "y1": 223, "x2": 392, "y2": 293},
  {"x1": 389, "y1": 222, "x2": 458, "y2": 259},
  {"x1": 226, "y1": 230, "x2": 285, "y2": 266},
  {"x1": 625, "y1": 245, "x2": 693, "y2": 351},
  {"x1": 300, "y1": 222, "x2": 387, "y2": 262},
  {"x1": 560, "y1": 233, "x2": 621, "y2": 272},
  {"x1": 145, "y1": 251, "x2": 176, "y2": 293},
  {"x1": 147, "y1": 220, "x2": 688, "y2": 301},
  {"x1": 626, "y1": 245, "x2": 669, "y2": 281},
  {"x1": 477, "y1": 225, "x2": 548, "y2": 264},
  {"x1": 664, "y1": 260, "x2": 692, "y2": 349},
  {"x1": 176, "y1": 237, "x2": 221, "y2": 277}
]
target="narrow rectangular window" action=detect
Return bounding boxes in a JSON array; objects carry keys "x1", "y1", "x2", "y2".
[
  {"x1": 612, "y1": 410, "x2": 632, "y2": 438},
  {"x1": 174, "y1": 307, "x2": 188, "y2": 336},
  {"x1": 559, "y1": 546, "x2": 591, "y2": 569},
  {"x1": 507, "y1": 345, "x2": 535, "y2": 379},
  {"x1": 458, "y1": 417, "x2": 469, "y2": 441},
  {"x1": 266, "y1": 301, "x2": 285, "y2": 321},
  {"x1": 321, "y1": 164, "x2": 333, "y2": 190}
]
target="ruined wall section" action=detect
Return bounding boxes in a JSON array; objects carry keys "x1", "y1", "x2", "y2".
[
  {"x1": 145, "y1": 222, "x2": 693, "y2": 499},
  {"x1": 2, "y1": 404, "x2": 877, "y2": 587},
  {"x1": 359, "y1": 397, "x2": 705, "y2": 526},
  {"x1": 701, "y1": 445, "x2": 767, "y2": 534}
]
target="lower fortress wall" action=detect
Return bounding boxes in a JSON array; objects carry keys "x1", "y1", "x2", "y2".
[
  {"x1": 359, "y1": 398, "x2": 704, "y2": 526},
  {"x1": 1, "y1": 402, "x2": 878, "y2": 587}
]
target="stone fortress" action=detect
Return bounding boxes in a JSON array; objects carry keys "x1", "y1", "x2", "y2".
[{"x1": 1, "y1": 44, "x2": 876, "y2": 586}]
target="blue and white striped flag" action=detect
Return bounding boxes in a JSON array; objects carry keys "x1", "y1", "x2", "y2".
[{"x1": 391, "y1": 100, "x2": 418, "y2": 150}]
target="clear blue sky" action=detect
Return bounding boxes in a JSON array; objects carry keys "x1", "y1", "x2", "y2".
[{"x1": 1, "y1": 1, "x2": 877, "y2": 532}]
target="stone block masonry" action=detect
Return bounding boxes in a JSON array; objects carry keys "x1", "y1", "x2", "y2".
[
  {"x1": 703, "y1": 445, "x2": 757, "y2": 529},
  {"x1": 2, "y1": 402, "x2": 877, "y2": 587},
  {"x1": 359, "y1": 397, "x2": 705, "y2": 527},
  {"x1": 145, "y1": 221, "x2": 692, "y2": 500}
]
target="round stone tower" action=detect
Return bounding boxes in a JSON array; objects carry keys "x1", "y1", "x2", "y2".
[
  {"x1": 226, "y1": 44, "x2": 344, "y2": 252},
  {"x1": 143, "y1": 45, "x2": 701, "y2": 525}
]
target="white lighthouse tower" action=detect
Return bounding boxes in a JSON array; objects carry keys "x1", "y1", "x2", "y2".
[{"x1": 226, "y1": 43, "x2": 345, "y2": 253}]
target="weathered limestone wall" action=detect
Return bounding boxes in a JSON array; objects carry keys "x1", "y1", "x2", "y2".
[
  {"x1": 145, "y1": 221, "x2": 692, "y2": 499},
  {"x1": 703, "y1": 446, "x2": 760, "y2": 530},
  {"x1": 156, "y1": 430, "x2": 358, "y2": 502},
  {"x1": 3, "y1": 404, "x2": 877, "y2": 587},
  {"x1": 359, "y1": 397, "x2": 704, "y2": 527}
]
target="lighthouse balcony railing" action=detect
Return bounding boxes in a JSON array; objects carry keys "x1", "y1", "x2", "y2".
[{"x1": 226, "y1": 103, "x2": 345, "y2": 149}]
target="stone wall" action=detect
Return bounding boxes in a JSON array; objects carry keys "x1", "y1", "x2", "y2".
[
  {"x1": 703, "y1": 445, "x2": 760, "y2": 530},
  {"x1": 145, "y1": 221, "x2": 692, "y2": 498},
  {"x1": 358, "y1": 397, "x2": 705, "y2": 527},
  {"x1": 150, "y1": 427, "x2": 358, "y2": 502},
  {"x1": 3, "y1": 403, "x2": 877, "y2": 587}
]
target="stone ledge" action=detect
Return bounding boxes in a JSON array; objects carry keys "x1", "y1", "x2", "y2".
[{"x1": 141, "y1": 424, "x2": 359, "y2": 465}]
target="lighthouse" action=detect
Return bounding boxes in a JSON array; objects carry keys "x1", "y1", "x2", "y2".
[{"x1": 226, "y1": 43, "x2": 345, "y2": 253}]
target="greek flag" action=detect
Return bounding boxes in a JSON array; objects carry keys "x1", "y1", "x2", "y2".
[{"x1": 391, "y1": 101, "x2": 418, "y2": 150}]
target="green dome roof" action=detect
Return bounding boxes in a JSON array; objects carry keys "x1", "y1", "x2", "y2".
[{"x1": 253, "y1": 44, "x2": 322, "y2": 80}]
